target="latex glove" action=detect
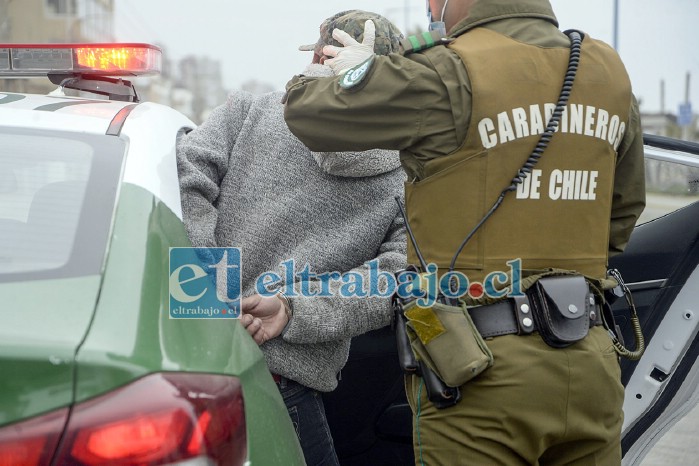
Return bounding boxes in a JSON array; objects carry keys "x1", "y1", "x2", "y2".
[
  {"x1": 323, "y1": 19, "x2": 376, "y2": 75},
  {"x1": 240, "y1": 294, "x2": 289, "y2": 345}
]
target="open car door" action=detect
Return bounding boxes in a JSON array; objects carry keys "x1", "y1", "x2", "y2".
[
  {"x1": 323, "y1": 134, "x2": 699, "y2": 466},
  {"x1": 618, "y1": 135, "x2": 699, "y2": 465}
]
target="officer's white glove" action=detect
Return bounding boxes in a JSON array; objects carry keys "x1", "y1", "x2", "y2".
[{"x1": 323, "y1": 19, "x2": 376, "y2": 75}]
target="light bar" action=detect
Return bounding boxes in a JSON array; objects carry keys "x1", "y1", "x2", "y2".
[{"x1": 0, "y1": 43, "x2": 161, "y2": 77}]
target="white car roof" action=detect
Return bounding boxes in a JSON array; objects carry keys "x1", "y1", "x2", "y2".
[
  {"x1": 0, "y1": 90, "x2": 196, "y2": 218},
  {"x1": 0, "y1": 92, "x2": 133, "y2": 134}
]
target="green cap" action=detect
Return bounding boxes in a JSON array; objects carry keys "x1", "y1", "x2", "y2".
[{"x1": 298, "y1": 10, "x2": 404, "y2": 57}]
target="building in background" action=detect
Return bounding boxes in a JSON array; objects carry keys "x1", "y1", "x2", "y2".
[
  {"x1": 0, "y1": 0, "x2": 115, "y2": 94},
  {"x1": 131, "y1": 54, "x2": 227, "y2": 124},
  {"x1": 176, "y1": 56, "x2": 227, "y2": 123},
  {"x1": 0, "y1": 0, "x2": 228, "y2": 123},
  {"x1": 640, "y1": 111, "x2": 697, "y2": 142},
  {"x1": 640, "y1": 75, "x2": 697, "y2": 141},
  {"x1": 1, "y1": 0, "x2": 114, "y2": 44},
  {"x1": 641, "y1": 113, "x2": 682, "y2": 139},
  {"x1": 2, "y1": 2, "x2": 697, "y2": 132}
]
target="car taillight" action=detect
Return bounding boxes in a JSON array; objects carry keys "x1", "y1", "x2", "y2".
[
  {"x1": 56, "y1": 372, "x2": 246, "y2": 466},
  {"x1": 0, "y1": 408, "x2": 68, "y2": 466},
  {"x1": 69, "y1": 409, "x2": 192, "y2": 464},
  {"x1": 0, "y1": 373, "x2": 245, "y2": 465}
]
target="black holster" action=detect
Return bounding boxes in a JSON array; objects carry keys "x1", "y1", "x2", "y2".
[{"x1": 393, "y1": 295, "x2": 419, "y2": 374}]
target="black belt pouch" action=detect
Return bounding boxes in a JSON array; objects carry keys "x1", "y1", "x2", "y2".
[{"x1": 529, "y1": 275, "x2": 592, "y2": 348}]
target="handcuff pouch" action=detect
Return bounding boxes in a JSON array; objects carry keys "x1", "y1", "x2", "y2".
[{"x1": 529, "y1": 275, "x2": 592, "y2": 348}]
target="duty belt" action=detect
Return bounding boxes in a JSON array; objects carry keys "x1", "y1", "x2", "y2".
[{"x1": 468, "y1": 294, "x2": 604, "y2": 339}]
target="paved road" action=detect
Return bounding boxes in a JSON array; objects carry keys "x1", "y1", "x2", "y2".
[
  {"x1": 640, "y1": 403, "x2": 699, "y2": 465},
  {"x1": 638, "y1": 192, "x2": 699, "y2": 224}
]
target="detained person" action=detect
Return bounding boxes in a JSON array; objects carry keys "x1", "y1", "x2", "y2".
[{"x1": 176, "y1": 10, "x2": 406, "y2": 466}]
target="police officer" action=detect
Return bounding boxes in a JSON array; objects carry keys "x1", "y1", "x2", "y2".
[{"x1": 284, "y1": 0, "x2": 645, "y2": 464}]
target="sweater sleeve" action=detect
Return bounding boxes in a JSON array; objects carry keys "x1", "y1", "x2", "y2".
[
  {"x1": 281, "y1": 205, "x2": 407, "y2": 344},
  {"x1": 176, "y1": 92, "x2": 251, "y2": 247}
]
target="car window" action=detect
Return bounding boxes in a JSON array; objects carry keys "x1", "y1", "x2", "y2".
[
  {"x1": 0, "y1": 135, "x2": 92, "y2": 273},
  {"x1": 639, "y1": 149, "x2": 699, "y2": 224},
  {"x1": 0, "y1": 129, "x2": 125, "y2": 281}
]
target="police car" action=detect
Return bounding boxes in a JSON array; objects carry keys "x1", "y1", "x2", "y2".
[{"x1": 0, "y1": 44, "x2": 304, "y2": 465}]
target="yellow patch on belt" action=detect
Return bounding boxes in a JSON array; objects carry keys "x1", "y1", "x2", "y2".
[{"x1": 405, "y1": 305, "x2": 446, "y2": 345}]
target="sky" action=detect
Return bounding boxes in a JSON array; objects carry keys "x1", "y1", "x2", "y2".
[{"x1": 114, "y1": 0, "x2": 699, "y2": 114}]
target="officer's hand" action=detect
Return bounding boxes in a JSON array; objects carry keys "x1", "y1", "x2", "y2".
[
  {"x1": 323, "y1": 19, "x2": 376, "y2": 75},
  {"x1": 240, "y1": 294, "x2": 288, "y2": 345}
]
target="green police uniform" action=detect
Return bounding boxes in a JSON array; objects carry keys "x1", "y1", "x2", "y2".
[{"x1": 285, "y1": 0, "x2": 645, "y2": 463}]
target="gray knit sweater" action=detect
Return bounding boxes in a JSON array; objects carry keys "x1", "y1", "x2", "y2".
[{"x1": 176, "y1": 89, "x2": 406, "y2": 392}]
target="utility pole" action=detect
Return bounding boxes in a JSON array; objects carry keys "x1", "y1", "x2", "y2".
[
  {"x1": 660, "y1": 79, "x2": 665, "y2": 114},
  {"x1": 683, "y1": 72, "x2": 692, "y2": 141},
  {"x1": 613, "y1": 0, "x2": 619, "y2": 50}
]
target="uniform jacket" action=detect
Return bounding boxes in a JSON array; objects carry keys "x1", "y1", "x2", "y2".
[
  {"x1": 284, "y1": 0, "x2": 645, "y2": 293},
  {"x1": 177, "y1": 90, "x2": 406, "y2": 391}
]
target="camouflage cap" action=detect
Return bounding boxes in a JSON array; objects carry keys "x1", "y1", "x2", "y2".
[{"x1": 299, "y1": 10, "x2": 404, "y2": 57}]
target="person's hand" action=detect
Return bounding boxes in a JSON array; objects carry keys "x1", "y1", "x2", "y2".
[
  {"x1": 323, "y1": 20, "x2": 376, "y2": 75},
  {"x1": 240, "y1": 294, "x2": 289, "y2": 345}
]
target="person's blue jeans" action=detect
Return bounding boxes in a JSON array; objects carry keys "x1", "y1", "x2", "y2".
[{"x1": 277, "y1": 377, "x2": 340, "y2": 466}]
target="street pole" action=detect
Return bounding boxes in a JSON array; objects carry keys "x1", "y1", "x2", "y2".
[
  {"x1": 613, "y1": 0, "x2": 619, "y2": 50},
  {"x1": 660, "y1": 79, "x2": 667, "y2": 136},
  {"x1": 684, "y1": 72, "x2": 692, "y2": 141}
]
